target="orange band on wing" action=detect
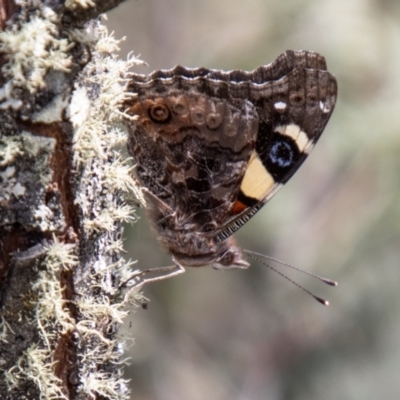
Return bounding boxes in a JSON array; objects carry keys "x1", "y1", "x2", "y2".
[{"x1": 230, "y1": 200, "x2": 248, "y2": 215}]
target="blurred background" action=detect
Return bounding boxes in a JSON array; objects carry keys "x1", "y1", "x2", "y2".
[{"x1": 107, "y1": 1, "x2": 400, "y2": 399}]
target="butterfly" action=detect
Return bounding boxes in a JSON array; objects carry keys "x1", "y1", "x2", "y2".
[{"x1": 122, "y1": 50, "x2": 337, "y2": 289}]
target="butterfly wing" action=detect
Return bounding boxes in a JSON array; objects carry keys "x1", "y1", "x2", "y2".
[
  {"x1": 215, "y1": 51, "x2": 337, "y2": 241},
  {"x1": 124, "y1": 83, "x2": 259, "y2": 232},
  {"x1": 123, "y1": 50, "x2": 337, "y2": 242}
]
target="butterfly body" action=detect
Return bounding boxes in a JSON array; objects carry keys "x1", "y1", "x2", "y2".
[{"x1": 123, "y1": 50, "x2": 337, "y2": 271}]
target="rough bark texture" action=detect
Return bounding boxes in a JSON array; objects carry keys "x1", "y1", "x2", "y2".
[{"x1": 0, "y1": 1, "x2": 142, "y2": 399}]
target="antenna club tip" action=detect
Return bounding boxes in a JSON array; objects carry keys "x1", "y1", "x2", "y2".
[
  {"x1": 315, "y1": 296, "x2": 329, "y2": 306},
  {"x1": 325, "y1": 279, "x2": 338, "y2": 286}
]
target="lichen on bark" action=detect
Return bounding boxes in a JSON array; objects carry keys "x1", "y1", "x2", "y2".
[{"x1": 0, "y1": 1, "x2": 143, "y2": 399}]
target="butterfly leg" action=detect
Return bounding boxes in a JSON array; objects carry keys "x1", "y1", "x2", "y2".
[
  {"x1": 120, "y1": 261, "x2": 185, "y2": 304},
  {"x1": 132, "y1": 263, "x2": 185, "y2": 288},
  {"x1": 141, "y1": 187, "x2": 176, "y2": 216},
  {"x1": 120, "y1": 257, "x2": 185, "y2": 294},
  {"x1": 130, "y1": 172, "x2": 175, "y2": 215},
  {"x1": 140, "y1": 187, "x2": 179, "y2": 227}
]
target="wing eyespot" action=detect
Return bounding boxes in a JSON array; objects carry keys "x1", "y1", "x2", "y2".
[
  {"x1": 172, "y1": 102, "x2": 187, "y2": 115},
  {"x1": 206, "y1": 113, "x2": 223, "y2": 130},
  {"x1": 269, "y1": 140, "x2": 294, "y2": 168},
  {"x1": 148, "y1": 103, "x2": 171, "y2": 123},
  {"x1": 290, "y1": 93, "x2": 305, "y2": 106}
]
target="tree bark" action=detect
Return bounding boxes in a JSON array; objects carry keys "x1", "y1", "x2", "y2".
[{"x1": 0, "y1": 1, "x2": 143, "y2": 399}]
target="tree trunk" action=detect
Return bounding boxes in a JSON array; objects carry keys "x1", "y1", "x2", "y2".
[{"x1": 0, "y1": 1, "x2": 143, "y2": 398}]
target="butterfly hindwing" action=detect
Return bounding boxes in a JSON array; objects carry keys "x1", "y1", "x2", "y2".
[{"x1": 126, "y1": 89, "x2": 259, "y2": 232}]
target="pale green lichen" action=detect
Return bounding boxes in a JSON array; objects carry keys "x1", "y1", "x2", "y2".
[
  {"x1": 32, "y1": 95, "x2": 70, "y2": 123},
  {"x1": 0, "y1": 132, "x2": 64, "y2": 232},
  {"x1": 2, "y1": 6, "x2": 143, "y2": 400},
  {"x1": 6, "y1": 237, "x2": 79, "y2": 397},
  {"x1": 0, "y1": 165, "x2": 26, "y2": 201},
  {"x1": 6, "y1": 345, "x2": 68, "y2": 400},
  {"x1": 32, "y1": 238, "x2": 78, "y2": 345},
  {"x1": 33, "y1": 205, "x2": 59, "y2": 231},
  {"x1": 95, "y1": 29, "x2": 125, "y2": 55},
  {"x1": 84, "y1": 203, "x2": 136, "y2": 233},
  {"x1": 68, "y1": 21, "x2": 143, "y2": 400},
  {"x1": 37, "y1": 240, "x2": 77, "y2": 326},
  {"x1": 0, "y1": 14, "x2": 73, "y2": 94},
  {"x1": 0, "y1": 318, "x2": 14, "y2": 344},
  {"x1": 68, "y1": 86, "x2": 91, "y2": 129},
  {"x1": 79, "y1": 370, "x2": 129, "y2": 400},
  {"x1": 44, "y1": 239, "x2": 79, "y2": 270},
  {"x1": 0, "y1": 136, "x2": 24, "y2": 167},
  {"x1": 102, "y1": 155, "x2": 138, "y2": 193}
]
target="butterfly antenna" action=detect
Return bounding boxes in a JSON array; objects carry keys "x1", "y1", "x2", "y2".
[
  {"x1": 244, "y1": 250, "x2": 337, "y2": 286},
  {"x1": 244, "y1": 250, "x2": 333, "y2": 306}
]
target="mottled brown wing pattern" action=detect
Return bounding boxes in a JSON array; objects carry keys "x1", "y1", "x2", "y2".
[
  {"x1": 125, "y1": 89, "x2": 259, "y2": 232},
  {"x1": 123, "y1": 50, "x2": 337, "y2": 269}
]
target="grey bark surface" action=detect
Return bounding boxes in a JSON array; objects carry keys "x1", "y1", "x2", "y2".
[{"x1": 0, "y1": 1, "x2": 142, "y2": 399}]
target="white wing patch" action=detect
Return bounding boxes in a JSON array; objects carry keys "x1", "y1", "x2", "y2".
[
  {"x1": 240, "y1": 151, "x2": 276, "y2": 200},
  {"x1": 319, "y1": 100, "x2": 331, "y2": 113},
  {"x1": 274, "y1": 101, "x2": 287, "y2": 111},
  {"x1": 274, "y1": 124, "x2": 311, "y2": 153}
]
